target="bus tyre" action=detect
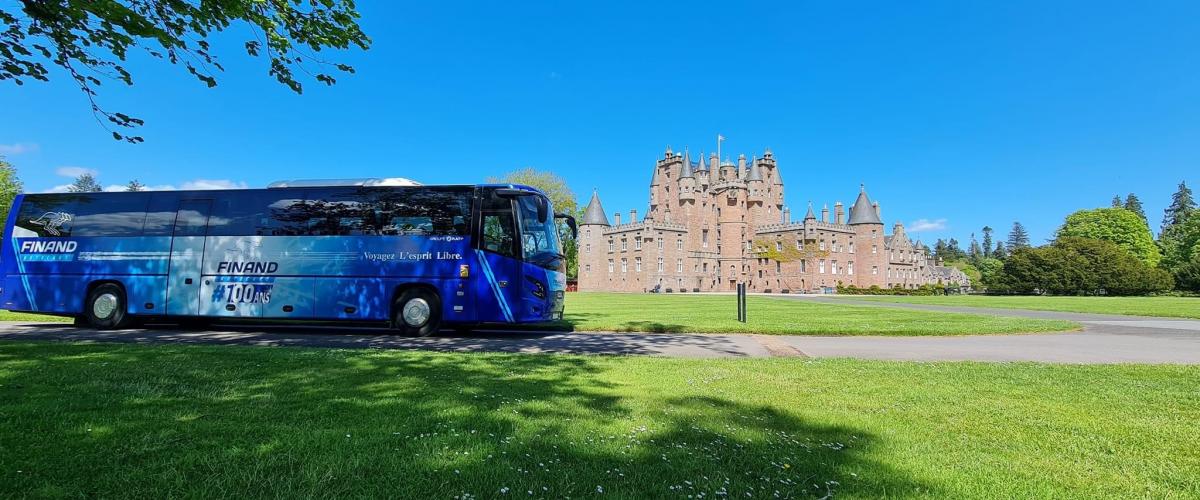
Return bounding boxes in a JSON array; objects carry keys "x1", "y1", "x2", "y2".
[
  {"x1": 84, "y1": 283, "x2": 130, "y2": 330},
  {"x1": 394, "y1": 289, "x2": 441, "y2": 337}
]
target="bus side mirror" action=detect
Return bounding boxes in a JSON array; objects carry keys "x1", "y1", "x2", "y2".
[
  {"x1": 537, "y1": 196, "x2": 548, "y2": 223},
  {"x1": 555, "y1": 213, "x2": 577, "y2": 238}
]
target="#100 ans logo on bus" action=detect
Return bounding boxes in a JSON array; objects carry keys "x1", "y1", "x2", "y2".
[{"x1": 213, "y1": 283, "x2": 273, "y2": 304}]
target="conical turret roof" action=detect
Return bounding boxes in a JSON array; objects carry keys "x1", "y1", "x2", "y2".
[
  {"x1": 680, "y1": 149, "x2": 694, "y2": 178},
  {"x1": 804, "y1": 202, "x2": 816, "y2": 220},
  {"x1": 848, "y1": 184, "x2": 883, "y2": 225},
  {"x1": 747, "y1": 157, "x2": 763, "y2": 181},
  {"x1": 581, "y1": 189, "x2": 610, "y2": 226}
]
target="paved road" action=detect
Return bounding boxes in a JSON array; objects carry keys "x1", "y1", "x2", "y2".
[{"x1": 1, "y1": 298, "x2": 1198, "y2": 363}]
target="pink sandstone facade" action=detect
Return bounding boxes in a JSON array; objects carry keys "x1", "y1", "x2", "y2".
[{"x1": 578, "y1": 146, "x2": 969, "y2": 293}]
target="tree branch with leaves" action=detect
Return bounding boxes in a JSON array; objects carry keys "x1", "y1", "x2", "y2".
[{"x1": 1, "y1": 0, "x2": 370, "y2": 142}]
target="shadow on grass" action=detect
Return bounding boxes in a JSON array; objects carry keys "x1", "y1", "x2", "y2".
[{"x1": 0, "y1": 343, "x2": 934, "y2": 497}]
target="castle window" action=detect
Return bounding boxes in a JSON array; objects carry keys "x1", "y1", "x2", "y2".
[
  {"x1": 776, "y1": 241, "x2": 782, "y2": 251},
  {"x1": 801, "y1": 260, "x2": 807, "y2": 273},
  {"x1": 677, "y1": 259, "x2": 683, "y2": 273},
  {"x1": 872, "y1": 245, "x2": 877, "y2": 254},
  {"x1": 703, "y1": 263, "x2": 708, "y2": 272},
  {"x1": 585, "y1": 243, "x2": 591, "y2": 253},
  {"x1": 658, "y1": 238, "x2": 664, "y2": 250},
  {"x1": 819, "y1": 259, "x2": 826, "y2": 274},
  {"x1": 658, "y1": 257, "x2": 664, "y2": 272},
  {"x1": 585, "y1": 264, "x2": 591, "y2": 274},
  {"x1": 702, "y1": 230, "x2": 709, "y2": 248},
  {"x1": 820, "y1": 240, "x2": 826, "y2": 251},
  {"x1": 608, "y1": 239, "x2": 614, "y2": 252},
  {"x1": 635, "y1": 237, "x2": 642, "y2": 250},
  {"x1": 776, "y1": 261, "x2": 781, "y2": 273},
  {"x1": 677, "y1": 238, "x2": 683, "y2": 250},
  {"x1": 832, "y1": 261, "x2": 839, "y2": 274},
  {"x1": 849, "y1": 242, "x2": 855, "y2": 253},
  {"x1": 621, "y1": 258, "x2": 628, "y2": 273},
  {"x1": 621, "y1": 239, "x2": 627, "y2": 251},
  {"x1": 585, "y1": 229, "x2": 591, "y2": 239},
  {"x1": 635, "y1": 257, "x2": 642, "y2": 272},
  {"x1": 796, "y1": 240, "x2": 803, "y2": 250},
  {"x1": 848, "y1": 261, "x2": 855, "y2": 275},
  {"x1": 608, "y1": 260, "x2": 614, "y2": 273}
]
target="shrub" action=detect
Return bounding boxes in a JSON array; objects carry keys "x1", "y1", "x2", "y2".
[{"x1": 996, "y1": 237, "x2": 1173, "y2": 296}]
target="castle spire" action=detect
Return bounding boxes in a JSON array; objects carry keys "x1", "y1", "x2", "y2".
[
  {"x1": 848, "y1": 184, "x2": 883, "y2": 225},
  {"x1": 581, "y1": 189, "x2": 611, "y2": 226},
  {"x1": 805, "y1": 202, "x2": 816, "y2": 220},
  {"x1": 680, "y1": 148, "x2": 694, "y2": 178},
  {"x1": 747, "y1": 155, "x2": 763, "y2": 181}
]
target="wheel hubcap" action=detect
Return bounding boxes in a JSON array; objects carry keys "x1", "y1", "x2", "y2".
[
  {"x1": 93, "y1": 293, "x2": 118, "y2": 319},
  {"x1": 402, "y1": 298, "x2": 430, "y2": 327}
]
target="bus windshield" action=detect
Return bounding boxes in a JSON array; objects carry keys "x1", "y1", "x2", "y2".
[{"x1": 516, "y1": 195, "x2": 564, "y2": 272}]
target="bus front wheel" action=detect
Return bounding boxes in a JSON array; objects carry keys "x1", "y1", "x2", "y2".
[
  {"x1": 83, "y1": 283, "x2": 130, "y2": 330},
  {"x1": 393, "y1": 288, "x2": 442, "y2": 337}
]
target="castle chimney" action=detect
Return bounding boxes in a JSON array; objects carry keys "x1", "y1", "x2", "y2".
[
  {"x1": 630, "y1": 209, "x2": 638, "y2": 223},
  {"x1": 737, "y1": 154, "x2": 747, "y2": 178},
  {"x1": 834, "y1": 201, "x2": 844, "y2": 225},
  {"x1": 821, "y1": 204, "x2": 829, "y2": 223},
  {"x1": 614, "y1": 212, "x2": 621, "y2": 226},
  {"x1": 782, "y1": 207, "x2": 791, "y2": 224},
  {"x1": 873, "y1": 201, "x2": 881, "y2": 220}
]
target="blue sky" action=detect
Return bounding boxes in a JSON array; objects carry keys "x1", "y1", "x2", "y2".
[{"x1": 2, "y1": 0, "x2": 1198, "y2": 245}]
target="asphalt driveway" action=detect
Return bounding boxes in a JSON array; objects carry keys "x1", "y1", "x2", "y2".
[{"x1": 1, "y1": 298, "x2": 1198, "y2": 363}]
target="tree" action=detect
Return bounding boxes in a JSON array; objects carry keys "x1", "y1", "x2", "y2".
[
  {"x1": 0, "y1": 156, "x2": 22, "y2": 223},
  {"x1": 993, "y1": 241, "x2": 1008, "y2": 260},
  {"x1": 126, "y1": 179, "x2": 146, "y2": 192},
  {"x1": 1007, "y1": 221, "x2": 1031, "y2": 249},
  {"x1": 1056, "y1": 207, "x2": 1161, "y2": 267},
  {"x1": 1162, "y1": 181, "x2": 1196, "y2": 235},
  {"x1": 968, "y1": 233, "x2": 982, "y2": 261},
  {"x1": 1111, "y1": 195, "x2": 1122, "y2": 208},
  {"x1": 67, "y1": 173, "x2": 103, "y2": 192},
  {"x1": 1123, "y1": 193, "x2": 1147, "y2": 224},
  {"x1": 1, "y1": 1, "x2": 370, "y2": 143},
  {"x1": 1159, "y1": 215, "x2": 1200, "y2": 292},
  {"x1": 487, "y1": 168, "x2": 580, "y2": 279},
  {"x1": 974, "y1": 257, "x2": 1005, "y2": 289},
  {"x1": 981, "y1": 226, "x2": 994, "y2": 258},
  {"x1": 996, "y1": 238, "x2": 1172, "y2": 296}
]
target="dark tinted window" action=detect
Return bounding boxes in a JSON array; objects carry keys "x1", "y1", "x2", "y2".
[
  {"x1": 174, "y1": 200, "x2": 211, "y2": 237},
  {"x1": 480, "y1": 192, "x2": 517, "y2": 257},
  {"x1": 365, "y1": 187, "x2": 471, "y2": 236},
  {"x1": 143, "y1": 192, "x2": 182, "y2": 236},
  {"x1": 70, "y1": 193, "x2": 150, "y2": 236},
  {"x1": 210, "y1": 191, "x2": 275, "y2": 236},
  {"x1": 15, "y1": 194, "x2": 78, "y2": 237}
]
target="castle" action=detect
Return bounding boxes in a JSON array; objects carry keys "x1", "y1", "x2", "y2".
[{"x1": 577, "y1": 146, "x2": 971, "y2": 293}]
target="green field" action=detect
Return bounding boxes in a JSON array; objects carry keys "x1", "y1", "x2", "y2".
[
  {"x1": 2, "y1": 293, "x2": 1079, "y2": 335},
  {"x1": 0, "y1": 310, "x2": 69, "y2": 322},
  {"x1": 561, "y1": 292, "x2": 1076, "y2": 335},
  {"x1": 0, "y1": 342, "x2": 1196, "y2": 498},
  {"x1": 842, "y1": 295, "x2": 1200, "y2": 319}
]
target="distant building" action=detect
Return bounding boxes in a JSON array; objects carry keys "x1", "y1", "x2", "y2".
[{"x1": 578, "y1": 145, "x2": 967, "y2": 293}]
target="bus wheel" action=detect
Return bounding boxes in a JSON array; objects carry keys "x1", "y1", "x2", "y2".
[
  {"x1": 393, "y1": 288, "x2": 441, "y2": 337},
  {"x1": 84, "y1": 283, "x2": 130, "y2": 330}
]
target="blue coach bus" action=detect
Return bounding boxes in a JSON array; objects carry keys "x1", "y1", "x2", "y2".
[{"x1": 0, "y1": 179, "x2": 574, "y2": 336}]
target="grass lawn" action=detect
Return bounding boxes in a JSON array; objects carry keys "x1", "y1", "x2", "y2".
[
  {"x1": 0, "y1": 342, "x2": 1196, "y2": 498},
  {"x1": 561, "y1": 292, "x2": 1077, "y2": 335},
  {"x1": 0, "y1": 310, "x2": 70, "y2": 322},
  {"x1": 842, "y1": 295, "x2": 1200, "y2": 319}
]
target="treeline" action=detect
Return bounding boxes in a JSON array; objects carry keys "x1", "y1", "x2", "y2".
[{"x1": 932, "y1": 183, "x2": 1197, "y2": 296}]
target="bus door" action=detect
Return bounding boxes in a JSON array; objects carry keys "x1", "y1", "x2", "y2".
[
  {"x1": 475, "y1": 195, "x2": 523, "y2": 323},
  {"x1": 165, "y1": 199, "x2": 211, "y2": 316}
]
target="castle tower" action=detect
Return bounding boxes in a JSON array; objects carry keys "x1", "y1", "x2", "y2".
[
  {"x1": 578, "y1": 189, "x2": 610, "y2": 291},
  {"x1": 678, "y1": 149, "x2": 696, "y2": 205},
  {"x1": 849, "y1": 184, "x2": 887, "y2": 288}
]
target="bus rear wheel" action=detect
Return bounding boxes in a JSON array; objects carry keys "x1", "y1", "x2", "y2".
[
  {"x1": 393, "y1": 288, "x2": 441, "y2": 337},
  {"x1": 83, "y1": 283, "x2": 130, "y2": 330}
]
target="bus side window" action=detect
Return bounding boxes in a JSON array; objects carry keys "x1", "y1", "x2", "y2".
[
  {"x1": 144, "y1": 192, "x2": 182, "y2": 236},
  {"x1": 15, "y1": 194, "x2": 78, "y2": 237},
  {"x1": 71, "y1": 192, "x2": 149, "y2": 237},
  {"x1": 480, "y1": 195, "x2": 517, "y2": 257}
]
